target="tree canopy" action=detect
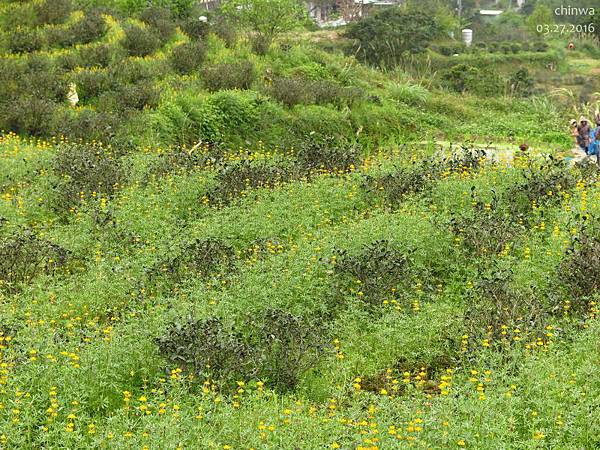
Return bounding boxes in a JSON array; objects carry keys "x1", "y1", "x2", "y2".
[{"x1": 345, "y1": 7, "x2": 445, "y2": 68}]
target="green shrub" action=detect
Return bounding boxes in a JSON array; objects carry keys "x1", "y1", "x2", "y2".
[
  {"x1": 289, "y1": 105, "x2": 353, "y2": 145},
  {"x1": 532, "y1": 40, "x2": 549, "y2": 52},
  {"x1": 0, "y1": 230, "x2": 73, "y2": 294},
  {"x1": 389, "y1": 82, "x2": 430, "y2": 106},
  {"x1": 67, "y1": 9, "x2": 108, "y2": 45},
  {"x1": 98, "y1": 81, "x2": 160, "y2": 112},
  {"x1": 180, "y1": 16, "x2": 210, "y2": 40},
  {"x1": 153, "y1": 93, "x2": 225, "y2": 146},
  {"x1": 209, "y1": 90, "x2": 260, "y2": 135},
  {"x1": 22, "y1": 56, "x2": 68, "y2": 101},
  {"x1": 267, "y1": 77, "x2": 312, "y2": 107},
  {"x1": 207, "y1": 159, "x2": 295, "y2": 205},
  {"x1": 79, "y1": 44, "x2": 118, "y2": 68},
  {"x1": 149, "y1": 237, "x2": 237, "y2": 289},
  {"x1": 34, "y1": 0, "x2": 72, "y2": 25},
  {"x1": 72, "y1": 69, "x2": 114, "y2": 101},
  {"x1": 0, "y1": 96, "x2": 57, "y2": 136},
  {"x1": 508, "y1": 68, "x2": 534, "y2": 97},
  {"x1": 109, "y1": 58, "x2": 167, "y2": 84},
  {"x1": 53, "y1": 109, "x2": 119, "y2": 144},
  {"x1": 345, "y1": 7, "x2": 444, "y2": 68},
  {"x1": 560, "y1": 216, "x2": 600, "y2": 304},
  {"x1": 8, "y1": 27, "x2": 44, "y2": 54},
  {"x1": 157, "y1": 309, "x2": 326, "y2": 392},
  {"x1": 169, "y1": 41, "x2": 207, "y2": 74},
  {"x1": 201, "y1": 61, "x2": 256, "y2": 92},
  {"x1": 440, "y1": 64, "x2": 504, "y2": 96},
  {"x1": 51, "y1": 143, "x2": 126, "y2": 212},
  {"x1": 121, "y1": 24, "x2": 161, "y2": 57},
  {"x1": 139, "y1": 6, "x2": 175, "y2": 41},
  {"x1": 295, "y1": 136, "x2": 360, "y2": 173},
  {"x1": 268, "y1": 76, "x2": 361, "y2": 108},
  {"x1": 332, "y1": 240, "x2": 417, "y2": 308}
]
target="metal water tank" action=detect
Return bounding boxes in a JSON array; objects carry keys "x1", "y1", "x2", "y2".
[{"x1": 462, "y1": 29, "x2": 473, "y2": 47}]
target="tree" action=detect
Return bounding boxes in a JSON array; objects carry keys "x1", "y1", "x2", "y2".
[
  {"x1": 345, "y1": 7, "x2": 444, "y2": 68},
  {"x1": 222, "y1": 0, "x2": 304, "y2": 55},
  {"x1": 526, "y1": 4, "x2": 554, "y2": 34}
]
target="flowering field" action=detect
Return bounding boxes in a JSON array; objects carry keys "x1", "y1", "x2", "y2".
[
  {"x1": 1, "y1": 0, "x2": 600, "y2": 449},
  {"x1": 1, "y1": 131, "x2": 599, "y2": 449}
]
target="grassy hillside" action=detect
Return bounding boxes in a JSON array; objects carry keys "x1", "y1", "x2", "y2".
[{"x1": 1, "y1": 1, "x2": 600, "y2": 449}]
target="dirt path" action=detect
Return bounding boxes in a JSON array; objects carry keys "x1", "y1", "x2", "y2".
[{"x1": 413, "y1": 141, "x2": 599, "y2": 166}]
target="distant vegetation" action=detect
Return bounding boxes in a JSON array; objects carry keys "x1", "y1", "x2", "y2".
[{"x1": 0, "y1": 0, "x2": 599, "y2": 448}]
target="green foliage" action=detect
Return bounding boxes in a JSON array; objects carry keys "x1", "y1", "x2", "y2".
[
  {"x1": 51, "y1": 143, "x2": 126, "y2": 212},
  {"x1": 33, "y1": 0, "x2": 72, "y2": 25},
  {"x1": 560, "y1": 216, "x2": 600, "y2": 303},
  {"x1": 527, "y1": 4, "x2": 555, "y2": 35},
  {"x1": 180, "y1": 16, "x2": 211, "y2": 40},
  {"x1": 139, "y1": 6, "x2": 176, "y2": 41},
  {"x1": 121, "y1": 24, "x2": 162, "y2": 57},
  {"x1": 440, "y1": 64, "x2": 504, "y2": 96},
  {"x1": 201, "y1": 61, "x2": 256, "y2": 92},
  {"x1": 169, "y1": 41, "x2": 208, "y2": 74},
  {"x1": 508, "y1": 68, "x2": 534, "y2": 97},
  {"x1": 268, "y1": 76, "x2": 362, "y2": 108},
  {"x1": 223, "y1": 0, "x2": 305, "y2": 55},
  {"x1": 0, "y1": 229, "x2": 73, "y2": 294},
  {"x1": 8, "y1": 27, "x2": 44, "y2": 54},
  {"x1": 157, "y1": 309, "x2": 326, "y2": 391},
  {"x1": 345, "y1": 7, "x2": 443, "y2": 68}
]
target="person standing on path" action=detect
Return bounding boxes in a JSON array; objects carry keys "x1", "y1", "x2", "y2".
[{"x1": 577, "y1": 116, "x2": 592, "y2": 153}]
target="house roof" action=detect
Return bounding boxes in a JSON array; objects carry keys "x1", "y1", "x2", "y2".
[{"x1": 479, "y1": 9, "x2": 504, "y2": 16}]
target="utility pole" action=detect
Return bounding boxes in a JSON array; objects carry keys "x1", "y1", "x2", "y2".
[{"x1": 457, "y1": 0, "x2": 462, "y2": 22}]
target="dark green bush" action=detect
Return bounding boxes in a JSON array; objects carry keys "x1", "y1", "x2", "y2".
[
  {"x1": 0, "y1": 97, "x2": 57, "y2": 136},
  {"x1": 79, "y1": 44, "x2": 117, "y2": 68},
  {"x1": 268, "y1": 77, "x2": 362, "y2": 108},
  {"x1": 268, "y1": 77, "x2": 313, "y2": 107},
  {"x1": 440, "y1": 64, "x2": 504, "y2": 96},
  {"x1": 449, "y1": 190, "x2": 525, "y2": 257},
  {"x1": 345, "y1": 7, "x2": 443, "y2": 68},
  {"x1": 53, "y1": 109, "x2": 119, "y2": 144},
  {"x1": 51, "y1": 143, "x2": 126, "y2": 211},
  {"x1": 532, "y1": 41, "x2": 549, "y2": 52},
  {"x1": 504, "y1": 157, "x2": 576, "y2": 216},
  {"x1": 72, "y1": 69, "x2": 114, "y2": 101},
  {"x1": 67, "y1": 9, "x2": 108, "y2": 45},
  {"x1": 201, "y1": 61, "x2": 256, "y2": 92},
  {"x1": 180, "y1": 16, "x2": 210, "y2": 40},
  {"x1": 140, "y1": 6, "x2": 176, "y2": 41},
  {"x1": 121, "y1": 24, "x2": 161, "y2": 57},
  {"x1": 109, "y1": 59, "x2": 167, "y2": 84},
  {"x1": 289, "y1": 105, "x2": 354, "y2": 145},
  {"x1": 98, "y1": 81, "x2": 160, "y2": 112},
  {"x1": 157, "y1": 309, "x2": 327, "y2": 392},
  {"x1": 560, "y1": 216, "x2": 600, "y2": 304},
  {"x1": 23, "y1": 56, "x2": 68, "y2": 101},
  {"x1": 8, "y1": 27, "x2": 44, "y2": 54},
  {"x1": 508, "y1": 68, "x2": 534, "y2": 97},
  {"x1": 34, "y1": 0, "x2": 72, "y2": 25},
  {"x1": 45, "y1": 26, "x2": 72, "y2": 48},
  {"x1": 149, "y1": 237, "x2": 238, "y2": 289},
  {"x1": 296, "y1": 136, "x2": 360, "y2": 173},
  {"x1": 0, "y1": 230, "x2": 73, "y2": 294},
  {"x1": 332, "y1": 240, "x2": 416, "y2": 308},
  {"x1": 464, "y1": 266, "x2": 551, "y2": 343},
  {"x1": 207, "y1": 160, "x2": 295, "y2": 205},
  {"x1": 170, "y1": 41, "x2": 207, "y2": 74},
  {"x1": 56, "y1": 52, "x2": 82, "y2": 70}
]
